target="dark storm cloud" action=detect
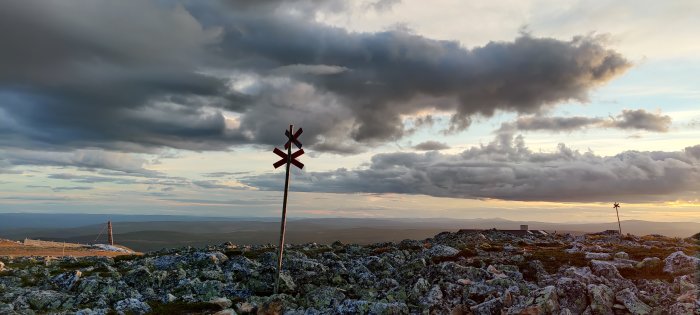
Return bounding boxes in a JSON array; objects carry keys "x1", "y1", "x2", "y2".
[
  {"x1": 414, "y1": 141, "x2": 450, "y2": 151},
  {"x1": 0, "y1": 0, "x2": 630, "y2": 155},
  {"x1": 242, "y1": 134, "x2": 700, "y2": 202},
  {"x1": 498, "y1": 109, "x2": 672, "y2": 133}
]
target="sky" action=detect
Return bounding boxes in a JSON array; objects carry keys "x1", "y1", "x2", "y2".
[{"x1": 0, "y1": 0, "x2": 699, "y2": 223}]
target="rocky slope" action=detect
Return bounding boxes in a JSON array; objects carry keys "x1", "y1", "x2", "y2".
[{"x1": 0, "y1": 230, "x2": 697, "y2": 314}]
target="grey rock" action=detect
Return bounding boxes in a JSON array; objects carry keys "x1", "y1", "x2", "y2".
[
  {"x1": 51, "y1": 270, "x2": 82, "y2": 291},
  {"x1": 113, "y1": 298, "x2": 151, "y2": 315},
  {"x1": 419, "y1": 284, "x2": 443, "y2": 308},
  {"x1": 556, "y1": 277, "x2": 588, "y2": 314},
  {"x1": 616, "y1": 288, "x2": 651, "y2": 315},
  {"x1": 636, "y1": 257, "x2": 662, "y2": 270},
  {"x1": 305, "y1": 286, "x2": 345, "y2": 309},
  {"x1": 424, "y1": 244, "x2": 459, "y2": 260},
  {"x1": 587, "y1": 284, "x2": 614, "y2": 315},
  {"x1": 470, "y1": 297, "x2": 503, "y2": 315},
  {"x1": 586, "y1": 252, "x2": 612, "y2": 260},
  {"x1": 664, "y1": 251, "x2": 700, "y2": 275}
]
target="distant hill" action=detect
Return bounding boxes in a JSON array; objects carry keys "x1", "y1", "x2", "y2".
[{"x1": 0, "y1": 213, "x2": 698, "y2": 251}]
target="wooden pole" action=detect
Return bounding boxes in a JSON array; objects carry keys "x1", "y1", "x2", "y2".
[
  {"x1": 274, "y1": 124, "x2": 293, "y2": 294},
  {"x1": 107, "y1": 221, "x2": 114, "y2": 246},
  {"x1": 615, "y1": 206, "x2": 622, "y2": 236}
]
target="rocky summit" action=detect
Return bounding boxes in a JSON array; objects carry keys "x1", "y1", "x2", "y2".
[{"x1": 0, "y1": 230, "x2": 698, "y2": 315}]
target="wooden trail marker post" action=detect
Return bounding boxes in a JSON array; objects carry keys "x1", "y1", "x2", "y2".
[
  {"x1": 613, "y1": 202, "x2": 622, "y2": 235},
  {"x1": 272, "y1": 124, "x2": 304, "y2": 294}
]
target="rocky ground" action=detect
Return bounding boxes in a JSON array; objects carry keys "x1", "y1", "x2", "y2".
[{"x1": 0, "y1": 230, "x2": 697, "y2": 315}]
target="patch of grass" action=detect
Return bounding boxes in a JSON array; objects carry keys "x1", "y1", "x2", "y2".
[
  {"x1": 148, "y1": 301, "x2": 223, "y2": 315},
  {"x1": 113, "y1": 254, "x2": 140, "y2": 263},
  {"x1": 612, "y1": 246, "x2": 679, "y2": 261},
  {"x1": 619, "y1": 265, "x2": 673, "y2": 282},
  {"x1": 59, "y1": 260, "x2": 94, "y2": 269},
  {"x1": 372, "y1": 247, "x2": 392, "y2": 255},
  {"x1": 242, "y1": 248, "x2": 275, "y2": 260},
  {"x1": 526, "y1": 247, "x2": 587, "y2": 274},
  {"x1": 303, "y1": 247, "x2": 334, "y2": 257},
  {"x1": 20, "y1": 275, "x2": 37, "y2": 287}
]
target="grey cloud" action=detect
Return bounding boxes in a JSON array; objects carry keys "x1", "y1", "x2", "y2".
[
  {"x1": 242, "y1": 134, "x2": 700, "y2": 202},
  {"x1": 499, "y1": 109, "x2": 672, "y2": 133},
  {"x1": 606, "y1": 109, "x2": 672, "y2": 132},
  {"x1": 414, "y1": 141, "x2": 450, "y2": 151},
  {"x1": 202, "y1": 171, "x2": 251, "y2": 178},
  {"x1": 0, "y1": 1, "x2": 630, "y2": 155},
  {"x1": 1, "y1": 149, "x2": 157, "y2": 176},
  {"x1": 192, "y1": 180, "x2": 249, "y2": 190},
  {"x1": 52, "y1": 186, "x2": 93, "y2": 192}
]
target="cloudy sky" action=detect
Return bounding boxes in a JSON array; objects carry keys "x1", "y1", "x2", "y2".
[{"x1": 1, "y1": 0, "x2": 699, "y2": 223}]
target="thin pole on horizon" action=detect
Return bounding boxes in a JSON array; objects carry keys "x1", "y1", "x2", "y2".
[
  {"x1": 613, "y1": 202, "x2": 622, "y2": 235},
  {"x1": 271, "y1": 124, "x2": 304, "y2": 294},
  {"x1": 275, "y1": 124, "x2": 293, "y2": 294}
]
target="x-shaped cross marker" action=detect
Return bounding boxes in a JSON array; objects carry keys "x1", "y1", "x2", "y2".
[
  {"x1": 284, "y1": 128, "x2": 303, "y2": 149},
  {"x1": 273, "y1": 147, "x2": 305, "y2": 169}
]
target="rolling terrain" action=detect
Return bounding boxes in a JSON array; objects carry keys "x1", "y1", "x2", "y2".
[{"x1": 1, "y1": 214, "x2": 698, "y2": 252}]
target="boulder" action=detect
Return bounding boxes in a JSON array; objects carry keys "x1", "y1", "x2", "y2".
[
  {"x1": 614, "y1": 252, "x2": 629, "y2": 260},
  {"x1": 556, "y1": 277, "x2": 588, "y2": 314},
  {"x1": 615, "y1": 288, "x2": 651, "y2": 315},
  {"x1": 305, "y1": 286, "x2": 345, "y2": 309},
  {"x1": 667, "y1": 302, "x2": 696, "y2": 315},
  {"x1": 522, "y1": 286, "x2": 559, "y2": 314},
  {"x1": 113, "y1": 298, "x2": 151, "y2": 315},
  {"x1": 419, "y1": 284, "x2": 444, "y2": 308},
  {"x1": 586, "y1": 253, "x2": 612, "y2": 260},
  {"x1": 635, "y1": 257, "x2": 662, "y2": 270},
  {"x1": 51, "y1": 270, "x2": 82, "y2": 291},
  {"x1": 424, "y1": 245, "x2": 459, "y2": 260},
  {"x1": 663, "y1": 251, "x2": 700, "y2": 275},
  {"x1": 590, "y1": 260, "x2": 623, "y2": 279},
  {"x1": 587, "y1": 284, "x2": 614, "y2": 315}
]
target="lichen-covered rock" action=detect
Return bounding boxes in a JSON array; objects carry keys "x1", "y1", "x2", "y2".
[
  {"x1": 556, "y1": 277, "x2": 588, "y2": 314},
  {"x1": 667, "y1": 302, "x2": 696, "y2": 315},
  {"x1": 636, "y1": 257, "x2": 662, "y2": 270},
  {"x1": 586, "y1": 252, "x2": 612, "y2": 260},
  {"x1": 51, "y1": 270, "x2": 81, "y2": 291},
  {"x1": 587, "y1": 284, "x2": 614, "y2": 315},
  {"x1": 0, "y1": 230, "x2": 695, "y2": 314},
  {"x1": 663, "y1": 251, "x2": 700, "y2": 275},
  {"x1": 113, "y1": 298, "x2": 151, "y2": 315},
  {"x1": 424, "y1": 244, "x2": 459, "y2": 261},
  {"x1": 616, "y1": 288, "x2": 651, "y2": 315},
  {"x1": 305, "y1": 286, "x2": 345, "y2": 309},
  {"x1": 520, "y1": 285, "x2": 559, "y2": 314},
  {"x1": 24, "y1": 290, "x2": 70, "y2": 311},
  {"x1": 471, "y1": 297, "x2": 503, "y2": 315},
  {"x1": 419, "y1": 284, "x2": 444, "y2": 308}
]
